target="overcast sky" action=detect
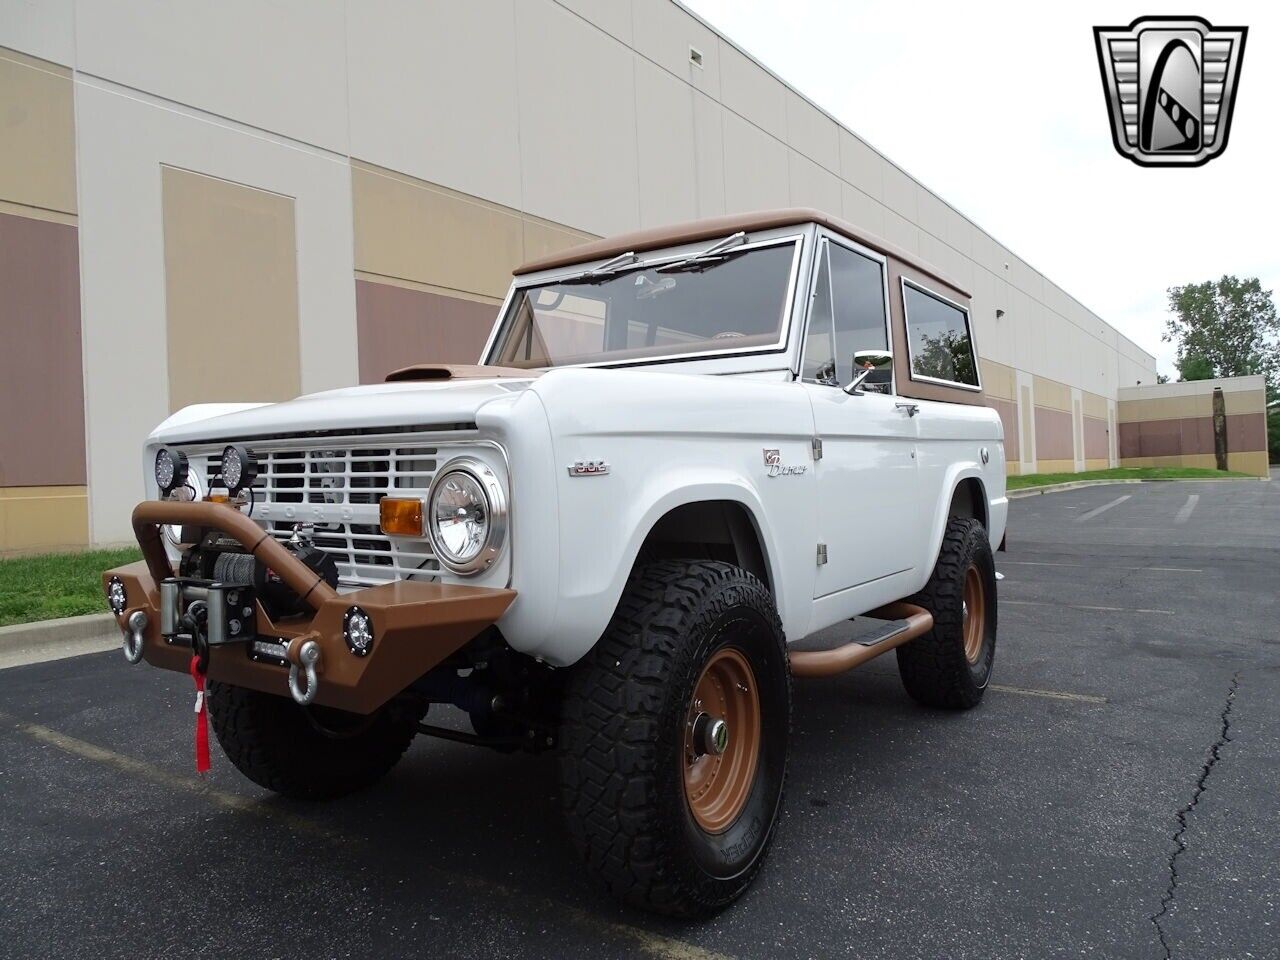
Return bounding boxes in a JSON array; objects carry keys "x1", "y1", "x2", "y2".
[{"x1": 682, "y1": 0, "x2": 1278, "y2": 377}]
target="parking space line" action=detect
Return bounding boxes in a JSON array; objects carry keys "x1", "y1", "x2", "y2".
[
  {"x1": 1003, "y1": 599, "x2": 1175, "y2": 615},
  {"x1": 990, "y1": 684, "x2": 1108, "y2": 704},
  {"x1": 999, "y1": 561, "x2": 1201, "y2": 573},
  {"x1": 0, "y1": 712, "x2": 733, "y2": 960},
  {"x1": 1074, "y1": 494, "x2": 1131, "y2": 524},
  {"x1": 1174, "y1": 494, "x2": 1200, "y2": 524}
]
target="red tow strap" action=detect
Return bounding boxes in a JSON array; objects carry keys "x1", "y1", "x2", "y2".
[{"x1": 189, "y1": 655, "x2": 211, "y2": 774}]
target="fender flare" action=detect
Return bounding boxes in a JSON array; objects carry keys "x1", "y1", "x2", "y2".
[{"x1": 924, "y1": 462, "x2": 988, "y2": 569}]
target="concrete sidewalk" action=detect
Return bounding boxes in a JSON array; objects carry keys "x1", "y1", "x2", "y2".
[{"x1": 0, "y1": 613, "x2": 116, "y2": 670}]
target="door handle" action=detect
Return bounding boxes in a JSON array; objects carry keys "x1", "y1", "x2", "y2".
[{"x1": 895, "y1": 402, "x2": 920, "y2": 417}]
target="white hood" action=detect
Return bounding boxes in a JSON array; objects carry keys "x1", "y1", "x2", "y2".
[{"x1": 150, "y1": 378, "x2": 538, "y2": 444}]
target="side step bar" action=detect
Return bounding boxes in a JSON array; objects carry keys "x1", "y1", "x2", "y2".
[{"x1": 790, "y1": 602, "x2": 933, "y2": 679}]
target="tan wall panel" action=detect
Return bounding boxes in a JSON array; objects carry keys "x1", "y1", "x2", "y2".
[
  {"x1": 355, "y1": 279, "x2": 499, "y2": 383},
  {"x1": 1036, "y1": 459, "x2": 1075, "y2": 474},
  {"x1": 1084, "y1": 458, "x2": 1108, "y2": 471},
  {"x1": 1006, "y1": 460, "x2": 1021, "y2": 476},
  {"x1": 1019, "y1": 384, "x2": 1034, "y2": 462},
  {"x1": 0, "y1": 47, "x2": 76, "y2": 215},
  {"x1": 979, "y1": 358, "x2": 1015, "y2": 400},
  {"x1": 1118, "y1": 394, "x2": 1212, "y2": 423},
  {"x1": 522, "y1": 218, "x2": 597, "y2": 266},
  {"x1": 1082, "y1": 390, "x2": 1108, "y2": 421},
  {"x1": 1032, "y1": 375, "x2": 1071, "y2": 412},
  {"x1": 1224, "y1": 387, "x2": 1267, "y2": 416},
  {"x1": 163, "y1": 167, "x2": 300, "y2": 410},
  {"x1": 0, "y1": 486, "x2": 88, "y2": 552},
  {"x1": 352, "y1": 162, "x2": 525, "y2": 300},
  {"x1": 1119, "y1": 452, "x2": 1268, "y2": 477},
  {"x1": 0, "y1": 210, "x2": 86, "y2": 486}
]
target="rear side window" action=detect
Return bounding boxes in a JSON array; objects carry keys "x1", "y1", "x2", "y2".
[{"x1": 902, "y1": 280, "x2": 979, "y2": 388}]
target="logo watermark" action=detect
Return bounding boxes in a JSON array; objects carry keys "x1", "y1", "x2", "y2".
[{"x1": 1094, "y1": 16, "x2": 1247, "y2": 167}]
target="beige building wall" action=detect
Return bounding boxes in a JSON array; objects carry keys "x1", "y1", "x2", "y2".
[
  {"x1": 1, "y1": 2, "x2": 1166, "y2": 547},
  {"x1": 0, "y1": 46, "x2": 87, "y2": 552},
  {"x1": 1118, "y1": 376, "x2": 1269, "y2": 477}
]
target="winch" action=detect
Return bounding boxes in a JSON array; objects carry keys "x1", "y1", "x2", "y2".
[{"x1": 161, "y1": 524, "x2": 339, "y2": 666}]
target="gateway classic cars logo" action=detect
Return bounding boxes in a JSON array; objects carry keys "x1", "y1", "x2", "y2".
[{"x1": 1094, "y1": 16, "x2": 1247, "y2": 167}]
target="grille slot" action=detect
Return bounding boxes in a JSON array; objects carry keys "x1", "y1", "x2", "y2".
[{"x1": 203, "y1": 441, "x2": 452, "y2": 588}]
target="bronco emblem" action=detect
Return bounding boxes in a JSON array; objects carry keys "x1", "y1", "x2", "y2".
[
  {"x1": 763, "y1": 448, "x2": 805, "y2": 477},
  {"x1": 1094, "y1": 16, "x2": 1247, "y2": 167}
]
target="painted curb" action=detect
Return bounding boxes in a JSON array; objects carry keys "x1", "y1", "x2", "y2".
[
  {"x1": 1007, "y1": 476, "x2": 1261, "y2": 499},
  {"x1": 0, "y1": 613, "x2": 115, "y2": 652}
]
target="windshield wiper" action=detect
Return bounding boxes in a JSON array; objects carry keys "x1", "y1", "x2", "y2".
[
  {"x1": 656, "y1": 231, "x2": 748, "y2": 273},
  {"x1": 581, "y1": 250, "x2": 639, "y2": 279}
]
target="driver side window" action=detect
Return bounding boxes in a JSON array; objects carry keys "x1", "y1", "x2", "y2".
[{"x1": 802, "y1": 239, "x2": 891, "y2": 391}]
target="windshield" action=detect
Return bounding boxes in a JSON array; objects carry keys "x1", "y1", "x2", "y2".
[{"x1": 489, "y1": 239, "x2": 798, "y2": 368}]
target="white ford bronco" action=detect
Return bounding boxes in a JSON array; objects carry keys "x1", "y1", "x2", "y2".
[{"x1": 104, "y1": 208, "x2": 1006, "y2": 916}]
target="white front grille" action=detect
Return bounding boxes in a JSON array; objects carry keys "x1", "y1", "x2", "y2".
[{"x1": 190, "y1": 433, "x2": 472, "y2": 588}]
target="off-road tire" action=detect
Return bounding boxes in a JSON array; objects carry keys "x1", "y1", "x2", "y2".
[
  {"x1": 208, "y1": 682, "x2": 419, "y2": 800},
  {"x1": 896, "y1": 517, "x2": 997, "y2": 709},
  {"x1": 558, "y1": 560, "x2": 791, "y2": 918}
]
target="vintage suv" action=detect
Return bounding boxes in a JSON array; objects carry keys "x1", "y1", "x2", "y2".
[{"x1": 104, "y1": 209, "x2": 1005, "y2": 916}]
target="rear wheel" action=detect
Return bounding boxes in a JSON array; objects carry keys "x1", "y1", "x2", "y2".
[
  {"x1": 208, "y1": 682, "x2": 420, "y2": 800},
  {"x1": 896, "y1": 517, "x2": 997, "y2": 709},
  {"x1": 558, "y1": 560, "x2": 791, "y2": 917}
]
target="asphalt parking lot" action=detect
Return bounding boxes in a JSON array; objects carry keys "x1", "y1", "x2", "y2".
[{"x1": 2, "y1": 474, "x2": 1277, "y2": 960}]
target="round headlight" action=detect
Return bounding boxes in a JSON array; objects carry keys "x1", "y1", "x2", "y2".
[
  {"x1": 220, "y1": 444, "x2": 258, "y2": 494},
  {"x1": 343, "y1": 606, "x2": 374, "y2": 657},
  {"x1": 106, "y1": 576, "x2": 127, "y2": 615},
  {"x1": 427, "y1": 458, "x2": 507, "y2": 575},
  {"x1": 154, "y1": 448, "x2": 188, "y2": 495}
]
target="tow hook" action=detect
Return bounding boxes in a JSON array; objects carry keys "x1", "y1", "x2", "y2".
[
  {"x1": 122, "y1": 610, "x2": 148, "y2": 664},
  {"x1": 288, "y1": 638, "x2": 322, "y2": 706}
]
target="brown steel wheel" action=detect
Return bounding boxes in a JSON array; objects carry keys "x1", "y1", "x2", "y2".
[
  {"x1": 962, "y1": 564, "x2": 987, "y2": 664},
  {"x1": 558, "y1": 560, "x2": 791, "y2": 917},
  {"x1": 683, "y1": 647, "x2": 761, "y2": 834}
]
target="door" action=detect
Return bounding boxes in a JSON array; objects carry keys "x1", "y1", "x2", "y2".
[{"x1": 800, "y1": 237, "x2": 920, "y2": 598}]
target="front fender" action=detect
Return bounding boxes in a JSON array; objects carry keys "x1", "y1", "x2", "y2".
[{"x1": 922, "y1": 461, "x2": 1006, "y2": 577}]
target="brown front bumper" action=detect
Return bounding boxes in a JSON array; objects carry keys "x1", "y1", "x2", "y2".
[{"x1": 104, "y1": 500, "x2": 516, "y2": 714}]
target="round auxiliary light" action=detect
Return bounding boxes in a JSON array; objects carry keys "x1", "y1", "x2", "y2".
[
  {"x1": 220, "y1": 444, "x2": 258, "y2": 494},
  {"x1": 343, "y1": 606, "x2": 374, "y2": 657},
  {"x1": 154, "y1": 448, "x2": 189, "y2": 495},
  {"x1": 426, "y1": 458, "x2": 507, "y2": 575},
  {"x1": 106, "y1": 576, "x2": 127, "y2": 616}
]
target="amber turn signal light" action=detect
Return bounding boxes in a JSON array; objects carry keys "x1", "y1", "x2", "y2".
[{"x1": 380, "y1": 497, "x2": 425, "y2": 537}]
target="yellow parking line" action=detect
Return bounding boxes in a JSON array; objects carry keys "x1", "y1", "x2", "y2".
[
  {"x1": 990, "y1": 684, "x2": 1108, "y2": 704},
  {"x1": 2, "y1": 713, "x2": 733, "y2": 960},
  {"x1": 1002, "y1": 599, "x2": 1175, "y2": 615}
]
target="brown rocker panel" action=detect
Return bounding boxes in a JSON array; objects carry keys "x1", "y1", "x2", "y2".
[{"x1": 105, "y1": 561, "x2": 516, "y2": 714}]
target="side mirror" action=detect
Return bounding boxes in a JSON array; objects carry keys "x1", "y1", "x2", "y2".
[{"x1": 843, "y1": 349, "x2": 893, "y2": 395}]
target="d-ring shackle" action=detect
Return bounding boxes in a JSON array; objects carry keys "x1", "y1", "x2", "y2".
[
  {"x1": 288, "y1": 640, "x2": 322, "y2": 706},
  {"x1": 122, "y1": 610, "x2": 148, "y2": 664}
]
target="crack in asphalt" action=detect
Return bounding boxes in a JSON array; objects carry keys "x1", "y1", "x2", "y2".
[{"x1": 1150, "y1": 672, "x2": 1240, "y2": 959}]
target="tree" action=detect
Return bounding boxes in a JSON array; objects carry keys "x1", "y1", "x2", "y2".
[
  {"x1": 1176, "y1": 353, "x2": 1215, "y2": 381},
  {"x1": 1163, "y1": 276, "x2": 1280, "y2": 389}
]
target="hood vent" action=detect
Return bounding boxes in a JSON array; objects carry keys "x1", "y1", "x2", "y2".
[{"x1": 384, "y1": 363, "x2": 538, "y2": 383}]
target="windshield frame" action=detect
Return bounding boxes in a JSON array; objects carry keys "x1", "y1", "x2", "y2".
[{"x1": 481, "y1": 229, "x2": 808, "y2": 371}]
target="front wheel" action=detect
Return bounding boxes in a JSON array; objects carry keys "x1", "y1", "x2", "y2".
[
  {"x1": 896, "y1": 517, "x2": 997, "y2": 709},
  {"x1": 208, "y1": 682, "x2": 420, "y2": 800},
  {"x1": 558, "y1": 561, "x2": 791, "y2": 917}
]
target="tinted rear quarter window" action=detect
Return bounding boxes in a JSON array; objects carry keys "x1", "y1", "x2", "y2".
[{"x1": 902, "y1": 281, "x2": 979, "y2": 387}]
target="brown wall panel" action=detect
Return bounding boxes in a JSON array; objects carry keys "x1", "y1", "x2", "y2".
[
  {"x1": 355, "y1": 279, "x2": 499, "y2": 384},
  {"x1": 1033, "y1": 406, "x2": 1073, "y2": 460},
  {"x1": 0, "y1": 211, "x2": 86, "y2": 486},
  {"x1": 1226, "y1": 412, "x2": 1267, "y2": 453},
  {"x1": 985, "y1": 397, "x2": 1019, "y2": 462},
  {"x1": 1082, "y1": 416, "x2": 1108, "y2": 460},
  {"x1": 1118, "y1": 414, "x2": 1267, "y2": 461}
]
